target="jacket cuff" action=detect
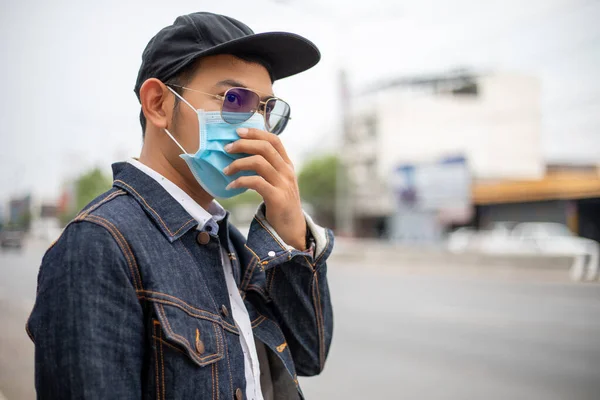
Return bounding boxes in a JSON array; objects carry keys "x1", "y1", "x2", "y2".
[{"x1": 245, "y1": 203, "x2": 332, "y2": 269}]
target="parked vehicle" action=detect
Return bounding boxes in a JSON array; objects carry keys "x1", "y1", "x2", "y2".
[
  {"x1": 0, "y1": 229, "x2": 25, "y2": 250},
  {"x1": 447, "y1": 222, "x2": 599, "y2": 281}
]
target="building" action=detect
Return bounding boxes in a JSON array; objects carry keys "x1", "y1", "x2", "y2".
[
  {"x1": 341, "y1": 69, "x2": 600, "y2": 243},
  {"x1": 342, "y1": 69, "x2": 543, "y2": 239},
  {"x1": 474, "y1": 164, "x2": 600, "y2": 243},
  {"x1": 8, "y1": 194, "x2": 32, "y2": 227}
]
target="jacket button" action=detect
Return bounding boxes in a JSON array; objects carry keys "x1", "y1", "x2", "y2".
[
  {"x1": 235, "y1": 388, "x2": 243, "y2": 400},
  {"x1": 196, "y1": 231, "x2": 210, "y2": 245},
  {"x1": 221, "y1": 304, "x2": 229, "y2": 318}
]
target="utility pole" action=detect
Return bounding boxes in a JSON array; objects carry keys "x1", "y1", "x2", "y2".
[
  {"x1": 270, "y1": 0, "x2": 402, "y2": 237},
  {"x1": 336, "y1": 69, "x2": 354, "y2": 236}
]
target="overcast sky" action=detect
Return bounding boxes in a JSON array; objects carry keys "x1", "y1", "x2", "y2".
[{"x1": 1, "y1": 0, "x2": 599, "y2": 204}]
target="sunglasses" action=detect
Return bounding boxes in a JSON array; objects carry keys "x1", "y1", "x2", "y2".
[{"x1": 167, "y1": 84, "x2": 291, "y2": 135}]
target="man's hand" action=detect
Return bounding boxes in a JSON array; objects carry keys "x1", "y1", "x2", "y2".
[{"x1": 223, "y1": 127, "x2": 307, "y2": 250}]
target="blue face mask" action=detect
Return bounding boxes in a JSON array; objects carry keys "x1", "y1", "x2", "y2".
[{"x1": 164, "y1": 87, "x2": 265, "y2": 198}]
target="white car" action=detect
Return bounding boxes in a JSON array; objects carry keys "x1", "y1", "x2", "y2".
[{"x1": 448, "y1": 222, "x2": 599, "y2": 281}]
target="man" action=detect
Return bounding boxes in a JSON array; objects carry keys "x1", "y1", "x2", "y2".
[{"x1": 27, "y1": 12, "x2": 334, "y2": 399}]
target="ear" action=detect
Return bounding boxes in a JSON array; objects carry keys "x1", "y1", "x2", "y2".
[{"x1": 139, "y1": 78, "x2": 172, "y2": 130}]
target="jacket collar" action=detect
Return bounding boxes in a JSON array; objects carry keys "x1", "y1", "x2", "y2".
[{"x1": 112, "y1": 162, "x2": 199, "y2": 242}]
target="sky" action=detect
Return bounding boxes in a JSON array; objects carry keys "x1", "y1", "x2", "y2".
[{"x1": 0, "y1": 0, "x2": 599, "y2": 204}]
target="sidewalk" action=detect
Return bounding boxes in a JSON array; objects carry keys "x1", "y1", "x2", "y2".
[{"x1": 330, "y1": 237, "x2": 575, "y2": 271}]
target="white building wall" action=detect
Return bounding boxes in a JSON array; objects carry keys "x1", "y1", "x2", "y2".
[
  {"x1": 347, "y1": 72, "x2": 543, "y2": 216},
  {"x1": 376, "y1": 73, "x2": 543, "y2": 180}
]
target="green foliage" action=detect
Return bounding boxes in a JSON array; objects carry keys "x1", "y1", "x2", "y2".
[
  {"x1": 17, "y1": 211, "x2": 32, "y2": 231},
  {"x1": 60, "y1": 167, "x2": 112, "y2": 226},
  {"x1": 297, "y1": 154, "x2": 340, "y2": 213},
  {"x1": 218, "y1": 190, "x2": 263, "y2": 210},
  {"x1": 75, "y1": 168, "x2": 112, "y2": 211}
]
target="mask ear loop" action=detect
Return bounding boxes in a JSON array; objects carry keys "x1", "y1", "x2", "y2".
[
  {"x1": 163, "y1": 128, "x2": 188, "y2": 154},
  {"x1": 163, "y1": 86, "x2": 202, "y2": 155}
]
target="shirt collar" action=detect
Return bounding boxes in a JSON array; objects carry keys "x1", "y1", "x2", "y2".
[
  {"x1": 111, "y1": 161, "x2": 226, "y2": 242},
  {"x1": 127, "y1": 159, "x2": 226, "y2": 230}
]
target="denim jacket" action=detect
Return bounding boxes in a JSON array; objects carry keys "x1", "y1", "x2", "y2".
[{"x1": 26, "y1": 162, "x2": 334, "y2": 399}]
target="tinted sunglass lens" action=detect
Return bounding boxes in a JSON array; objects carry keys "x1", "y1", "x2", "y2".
[
  {"x1": 221, "y1": 88, "x2": 260, "y2": 124},
  {"x1": 265, "y1": 99, "x2": 291, "y2": 135}
]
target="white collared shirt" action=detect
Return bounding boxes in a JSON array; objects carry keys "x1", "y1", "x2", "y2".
[{"x1": 128, "y1": 159, "x2": 264, "y2": 400}]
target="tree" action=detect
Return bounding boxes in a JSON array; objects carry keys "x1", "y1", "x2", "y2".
[
  {"x1": 60, "y1": 167, "x2": 112, "y2": 226},
  {"x1": 17, "y1": 211, "x2": 32, "y2": 232},
  {"x1": 218, "y1": 189, "x2": 263, "y2": 211},
  {"x1": 297, "y1": 154, "x2": 341, "y2": 228}
]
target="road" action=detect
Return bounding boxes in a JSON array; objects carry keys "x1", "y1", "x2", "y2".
[{"x1": 1, "y1": 240, "x2": 600, "y2": 399}]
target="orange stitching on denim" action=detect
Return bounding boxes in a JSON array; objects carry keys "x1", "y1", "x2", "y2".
[
  {"x1": 246, "y1": 284, "x2": 267, "y2": 297},
  {"x1": 137, "y1": 290, "x2": 221, "y2": 320},
  {"x1": 240, "y1": 259, "x2": 256, "y2": 291},
  {"x1": 180, "y1": 244, "x2": 221, "y2": 312},
  {"x1": 140, "y1": 297, "x2": 239, "y2": 334},
  {"x1": 154, "y1": 323, "x2": 161, "y2": 400},
  {"x1": 251, "y1": 315, "x2": 267, "y2": 328},
  {"x1": 243, "y1": 259, "x2": 260, "y2": 291},
  {"x1": 267, "y1": 267, "x2": 277, "y2": 293},
  {"x1": 83, "y1": 216, "x2": 137, "y2": 287},
  {"x1": 172, "y1": 218, "x2": 196, "y2": 236},
  {"x1": 212, "y1": 321, "x2": 223, "y2": 355},
  {"x1": 83, "y1": 216, "x2": 139, "y2": 289},
  {"x1": 157, "y1": 305, "x2": 223, "y2": 365},
  {"x1": 85, "y1": 215, "x2": 142, "y2": 291},
  {"x1": 158, "y1": 304, "x2": 197, "y2": 355},
  {"x1": 46, "y1": 236, "x2": 61, "y2": 253},
  {"x1": 239, "y1": 247, "x2": 259, "y2": 290},
  {"x1": 242, "y1": 243, "x2": 285, "y2": 291},
  {"x1": 259, "y1": 252, "x2": 290, "y2": 266},
  {"x1": 215, "y1": 342, "x2": 220, "y2": 400},
  {"x1": 314, "y1": 229, "x2": 331, "y2": 265},
  {"x1": 159, "y1": 327, "x2": 166, "y2": 400},
  {"x1": 45, "y1": 190, "x2": 124, "y2": 255},
  {"x1": 310, "y1": 276, "x2": 322, "y2": 369},
  {"x1": 211, "y1": 363, "x2": 216, "y2": 400},
  {"x1": 152, "y1": 336, "x2": 185, "y2": 355},
  {"x1": 253, "y1": 216, "x2": 287, "y2": 251},
  {"x1": 76, "y1": 189, "x2": 125, "y2": 220},
  {"x1": 314, "y1": 273, "x2": 325, "y2": 369},
  {"x1": 87, "y1": 215, "x2": 143, "y2": 288},
  {"x1": 301, "y1": 253, "x2": 315, "y2": 271},
  {"x1": 243, "y1": 244, "x2": 261, "y2": 262},
  {"x1": 88, "y1": 215, "x2": 142, "y2": 287},
  {"x1": 223, "y1": 328, "x2": 233, "y2": 399},
  {"x1": 114, "y1": 179, "x2": 195, "y2": 237}
]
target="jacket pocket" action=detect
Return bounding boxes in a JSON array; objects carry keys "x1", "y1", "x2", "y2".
[{"x1": 153, "y1": 301, "x2": 225, "y2": 367}]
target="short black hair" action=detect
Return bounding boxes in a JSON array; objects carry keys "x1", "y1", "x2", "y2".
[{"x1": 140, "y1": 54, "x2": 274, "y2": 138}]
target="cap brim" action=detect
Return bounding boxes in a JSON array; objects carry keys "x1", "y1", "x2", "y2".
[{"x1": 171, "y1": 32, "x2": 321, "y2": 82}]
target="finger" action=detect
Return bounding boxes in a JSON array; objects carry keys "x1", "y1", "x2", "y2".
[
  {"x1": 227, "y1": 175, "x2": 277, "y2": 199},
  {"x1": 224, "y1": 155, "x2": 281, "y2": 186},
  {"x1": 237, "y1": 127, "x2": 292, "y2": 165},
  {"x1": 225, "y1": 139, "x2": 288, "y2": 173}
]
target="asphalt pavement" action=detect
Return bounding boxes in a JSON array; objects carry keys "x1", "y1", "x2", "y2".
[{"x1": 1, "y1": 239, "x2": 599, "y2": 399}]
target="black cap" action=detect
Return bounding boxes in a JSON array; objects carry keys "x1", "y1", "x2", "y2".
[{"x1": 134, "y1": 12, "x2": 321, "y2": 100}]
